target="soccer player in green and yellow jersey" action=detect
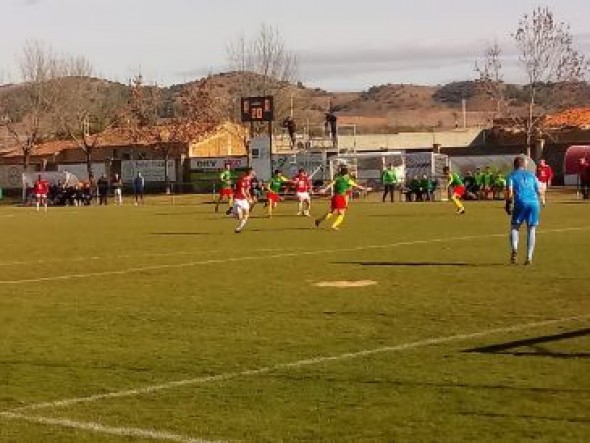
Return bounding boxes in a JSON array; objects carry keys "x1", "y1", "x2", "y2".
[
  {"x1": 265, "y1": 169, "x2": 289, "y2": 217},
  {"x1": 215, "y1": 164, "x2": 234, "y2": 214},
  {"x1": 315, "y1": 166, "x2": 369, "y2": 230},
  {"x1": 443, "y1": 166, "x2": 466, "y2": 215}
]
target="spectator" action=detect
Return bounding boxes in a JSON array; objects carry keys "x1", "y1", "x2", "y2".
[
  {"x1": 133, "y1": 172, "x2": 145, "y2": 205},
  {"x1": 112, "y1": 173, "x2": 123, "y2": 205},
  {"x1": 97, "y1": 174, "x2": 109, "y2": 205},
  {"x1": 580, "y1": 157, "x2": 590, "y2": 200},
  {"x1": 381, "y1": 164, "x2": 397, "y2": 203},
  {"x1": 282, "y1": 116, "x2": 297, "y2": 148},
  {"x1": 324, "y1": 111, "x2": 338, "y2": 147}
]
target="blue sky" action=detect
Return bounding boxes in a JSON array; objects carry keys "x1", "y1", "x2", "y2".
[{"x1": 1, "y1": 0, "x2": 589, "y2": 90}]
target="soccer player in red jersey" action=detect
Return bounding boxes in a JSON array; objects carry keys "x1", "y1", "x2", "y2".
[
  {"x1": 293, "y1": 168, "x2": 312, "y2": 216},
  {"x1": 231, "y1": 168, "x2": 255, "y2": 233},
  {"x1": 33, "y1": 174, "x2": 49, "y2": 212},
  {"x1": 535, "y1": 159, "x2": 553, "y2": 206}
]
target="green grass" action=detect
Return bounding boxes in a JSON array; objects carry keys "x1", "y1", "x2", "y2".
[{"x1": 0, "y1": 195, "x2": 589, "y2": 442}]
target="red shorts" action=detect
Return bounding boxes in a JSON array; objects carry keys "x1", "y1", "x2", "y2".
[
  {"x1": 219, "y1": 188, "x2": 233, "y2": 198},
  {"x1": 331, "y1": 194, "x2": 348, "y2": 211},
  {"x1": 452, "y1": 185, "x2": 465, "y2": 198},
  {"x1": 267, "y1": 192, "x2": 279, "y2": 203}
]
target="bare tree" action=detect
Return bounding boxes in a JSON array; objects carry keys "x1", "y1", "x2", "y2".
[
  {"x1": 514, "y1": 7, "x2": 588, "y2": 154},
  {"x1": 126, "y1": 74, "x2": 222, "y2": 192},
  {"x1": 475, "y1": 42, "x2": 510, "y2": 119},
  {"x1": 53, "y1": 57, "x2": 127, "y2": 180},
  {"x1": 0, "y1": 41, "x2": 64, "y2": 171},
  {"x1": 227, "y1": 24, "x2": 298, "y2": 126}
]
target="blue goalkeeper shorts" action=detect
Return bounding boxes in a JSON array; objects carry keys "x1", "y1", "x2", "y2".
[{"x1": 512, "y1": 201, "x2": 540, "y2": 227}]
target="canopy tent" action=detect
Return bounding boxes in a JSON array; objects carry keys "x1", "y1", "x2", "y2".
[
  {"x1": 563, "y1": 145, "x2": 590, "y2": 186},
  {"x1": 450, "y1": 155, "x2": 536, "y2": 176},
  {"x1": 22, "y1": 172, "x2": 79, "y2": 188}
]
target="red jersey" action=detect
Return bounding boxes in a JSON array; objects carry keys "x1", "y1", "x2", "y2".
[
  {"x1": 34, "y1": 179, "x2": 49, "y2": 195},
  {"x1": 536, "y1": 165, "x2": 553, "y2": 183},
  {"x1": 234, "y1": 175, "x2": 251, "y2": 200},
  {"x1": 293, "y1": 174, "x2": 311, "y2": 193}
]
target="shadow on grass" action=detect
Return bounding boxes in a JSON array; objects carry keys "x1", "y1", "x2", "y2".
[
  {"x1": 556, "y1": 201, "x2": 590, "y2": 205},
  {"x1": 464, "y1": 327, "x2": 590, "y2": 359}
]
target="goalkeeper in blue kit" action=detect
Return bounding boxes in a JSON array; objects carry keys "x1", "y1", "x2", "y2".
[{"x1": 505, "y1": 156, "x2": 541, "y2": 266}]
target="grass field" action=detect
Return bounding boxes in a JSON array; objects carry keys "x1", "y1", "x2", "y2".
[{"x1": 0, "y1": 194, "x2": 589, "y2": 442}]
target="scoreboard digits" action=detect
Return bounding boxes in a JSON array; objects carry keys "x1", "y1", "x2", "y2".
[{"x1": 241, "y1": 96, "x2": 274, "y2": 122}]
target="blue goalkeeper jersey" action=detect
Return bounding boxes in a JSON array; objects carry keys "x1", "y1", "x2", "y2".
[{"x1": 507, "y1": 169, "x2": 539, "y2": 205}]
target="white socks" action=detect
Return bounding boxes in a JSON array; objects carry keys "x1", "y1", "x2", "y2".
[{"x1": 527, "y1": 226, "x2": 536, "y2": 261}]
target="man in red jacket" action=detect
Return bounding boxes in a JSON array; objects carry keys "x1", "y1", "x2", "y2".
[{"x1": 535, "y1": 159, "x2": 553, "y2": 206}]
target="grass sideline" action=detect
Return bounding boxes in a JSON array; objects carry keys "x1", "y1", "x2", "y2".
[{"x1": 0, "y1": 195, "x2": 589, "y2": 442}]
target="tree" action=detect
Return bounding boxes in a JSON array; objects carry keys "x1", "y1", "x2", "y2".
[
  {"x1": 52, "y1": 57, "x2": 128, "y2": 181},
  {"x1": 515, "y1": 7, "x2": 587, "y2": 156},
  {"x1": 0, "y1": 41, "x2": 64, "y2": 171},
  {"x1": 126, "y1": 74, "x2": 222, "y2": 193},
  {"x1": 475, "y1": 41, "x2": 511, "y2": 120},
  {"x1": 227, "y1": 24, "x2": 298, "y2": 127}
]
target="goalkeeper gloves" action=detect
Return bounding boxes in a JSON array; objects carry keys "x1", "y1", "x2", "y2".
[{"x1": 505, "y1": 198, "x2": 513, "y2": 215}]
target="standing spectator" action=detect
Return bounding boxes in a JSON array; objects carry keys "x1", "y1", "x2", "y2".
[
  {"x1": 324, "y1": 111, "x2": 338, "y2": 147},
  {"x1": 111, "y1": 173, "x2": 123, "y2": 205},
  {"x1": 381, "y1": 164, "x2": 397, "y2": 203},
  {"x1": 133, "y1": 172, "x2": 145, "y2": 205},
  {"x1": 493, "y1": 172, "x2": 506, "y2": 200},
  {"x1": 580, "y1": 157, "x2": 590, "y2": 200},
  {"x1": 97, "y1": 174, "x2": 109, "y2": 205},
  {"x1": 535, "y1": 159, "x2": 553, "y2": 206},
  {"x1": 282, "y1": 116, "x2": 297, "y2": 148}
]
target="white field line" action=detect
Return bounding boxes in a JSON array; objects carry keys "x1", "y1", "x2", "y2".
[
  {"x1": 0, "y1": 247, "x2": 300, "y2": 268},
  {"x1": 11, "y1": 314, "x2": 588, "y2": 414},
  {"x1": 0, "y1": 226, "x2": 587, "y2": 285},
  {"x1": 0, "y1": 412, "x2": 223, "y2": 443}
]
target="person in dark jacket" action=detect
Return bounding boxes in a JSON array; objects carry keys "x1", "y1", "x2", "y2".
[{"x1": 97, "y1": 174, "x2": 109, "y2": 205}]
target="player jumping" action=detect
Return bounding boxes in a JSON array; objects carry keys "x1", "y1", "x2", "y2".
[
  {"x1": 293, "y1": 168, "x2": 312, "y2": 216},
  {"x1": 215, "y1": 164, "x2": 234, "y2": 214},
  {"x1": 442, "y1": 166, "x2": 465, "y2": 215},
  {"x1": 265, "y1": 169, "x2": 289, "y2": 218},
  {"x1": 315, "y1": 166, "x2": 369, "y2": 230},
  {"x1": 33, "y1": 174, "x2": 49, "y2": 212},
  {"x1": 231, "y1": 168, "x2": 254, "y2": 233},
  {"x1": 505, "y1": 156, "x2": 541, "y2": 266}
]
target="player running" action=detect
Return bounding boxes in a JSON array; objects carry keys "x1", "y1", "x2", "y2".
[
  {"x1": 293, "y1": 168, "x2": 312, "y2": 216},
  {"x1": 33, "y1": 174, "x2": 49, "y2": 212},
  {"x1": 231, "y1": 168, "x2": 255, "y2": 233},
  {"x1": 442, "y1": 166, "x2": 466, "y2": 215},
  {"x1": 265, "y1": 169, "x2": 289, "y2": 218},
  {"x1": 315, "y1": 166, "x2": 369, "y2": 230},
  {"x1": 535, "y1": 159, "x2": 553, "y2": 206},
  {"x1": 505, "y1": 156, "x2": 541, "y2": 266},
  {"x1": 215, "y1": 164, "x2": 234, "y2": 214}
]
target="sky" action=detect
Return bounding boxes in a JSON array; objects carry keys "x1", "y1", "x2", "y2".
[{"x1": 1, "y1": 0, "x2": 589, "y2": 91}]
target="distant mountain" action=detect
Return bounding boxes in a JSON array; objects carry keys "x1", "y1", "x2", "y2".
[{"x1": 2, "y1": 73, "x2": 589, "y2": 135}]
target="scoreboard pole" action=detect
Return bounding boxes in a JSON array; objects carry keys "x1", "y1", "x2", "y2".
[{"x1": 268, "y1": 121, "x2": 273, "y2": 178}]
